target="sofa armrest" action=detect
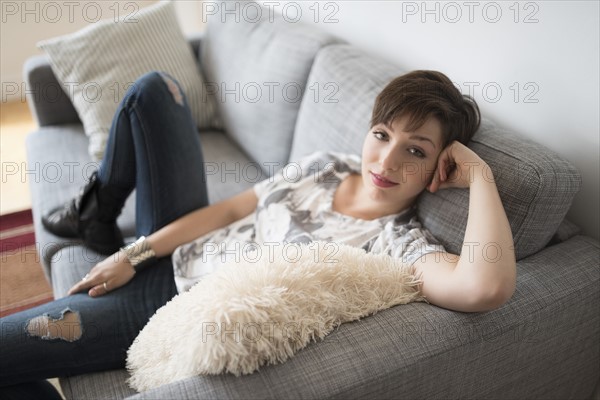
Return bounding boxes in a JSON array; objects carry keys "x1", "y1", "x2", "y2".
[
  {"x1": 547, "y1": 217, "x2": 582, "y2": 246},
  {"x1": 186, "y1": 31, "x2": 204, "y2": 60},
  {"x1": 125, "y1": 235, "x2": 600, "y2": 400},
  {"x1": 23, "y1": 54, "x2": 81, "y2": 127}
]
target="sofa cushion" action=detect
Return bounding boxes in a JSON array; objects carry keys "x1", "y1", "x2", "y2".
[
  {"x1": 418, "y1": 121, "x2": 582, "y2": 259},
  {"x1": 60, "y1": 368, "x2": 137, "y2": 400},
  {"x1": 290, "y1": 45, "x2": 403, "y2": 160},
  {"x1": 37, "y1": 1, "x2": 219, "y2": 161},
  {"x1": 198, "y1": 132, "x2": 268, "y2": 204},
  {"x1": 291, "y1": 44, "x2": 582, "y2": 260},
  {"x1": 200, "y1": 2, "x2": 339, "y2": 173},
  {"x1": 59, "y1": 236, "x2": 599, "y2": 400}
]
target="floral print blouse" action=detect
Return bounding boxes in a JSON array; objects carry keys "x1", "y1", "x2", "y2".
[{"x1": 172, "y1": 151, "x2": 445, "y2": 293}]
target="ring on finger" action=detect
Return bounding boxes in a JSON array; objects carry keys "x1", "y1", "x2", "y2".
[
  {"x1": 103, "y1": 282, "x2": 108, "y2": 292},
  {"x1": 82, "y1": 273, "x2": 90, "y2": 281}
]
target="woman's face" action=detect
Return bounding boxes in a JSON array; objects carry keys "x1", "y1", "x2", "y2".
[{"x1": 361, "y1": 115, "x2": 444, "y2": 214}]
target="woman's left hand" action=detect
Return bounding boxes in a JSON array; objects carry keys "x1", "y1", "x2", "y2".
[
  {"x1": 427, "y1": 140, "x2": 488, "y2": 193},
  {"x1": 67, "y1": 250, "x2": 136, "y2": 297}
]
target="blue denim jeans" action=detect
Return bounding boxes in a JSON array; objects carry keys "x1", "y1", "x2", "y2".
[{"x1": 0, "y1": 72, "x2": 209, "y2": 398}]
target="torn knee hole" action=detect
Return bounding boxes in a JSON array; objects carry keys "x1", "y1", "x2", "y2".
[
  {"x1": 159, "y1": 73, "x2": 184, "y2": 106},
  {"x1": 26, "y1": 309, "x2": 82, "y2": 342}
]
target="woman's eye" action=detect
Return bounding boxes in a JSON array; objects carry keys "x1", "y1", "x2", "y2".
[
  {"x1": 409, "y1": 148, "x2": 426, "y2": 158},
  {"x1": 373, "y1": 131, "x2": 387, "y2": 140}
]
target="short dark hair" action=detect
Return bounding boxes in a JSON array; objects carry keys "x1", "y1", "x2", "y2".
[{"x1": 370, "y1": 70, "x2": 481, "y2": 148}]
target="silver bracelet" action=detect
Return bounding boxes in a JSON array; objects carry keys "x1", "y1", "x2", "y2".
[{"x1": 120, "y1": 236, "x2": 157, "y2": 273}]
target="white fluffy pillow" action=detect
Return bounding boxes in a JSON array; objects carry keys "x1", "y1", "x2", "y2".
[
  {"x1": 37, "y1": 0, "x2": 219, "y2": 161},
  {"x1": 126, "y1": 241, "x2": 426, "y2": 392}
]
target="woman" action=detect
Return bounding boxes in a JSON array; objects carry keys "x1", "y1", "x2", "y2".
[{"x1": 0, "y1": 70, "x2": 516, "y2": 398}]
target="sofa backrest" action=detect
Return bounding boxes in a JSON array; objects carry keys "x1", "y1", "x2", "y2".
[
  {"x1": 200, "y1": 3, "x2": 340, "y2": 173},
  {"x1": 291, "y1": 44, "x2": 582, "y2": 260}
]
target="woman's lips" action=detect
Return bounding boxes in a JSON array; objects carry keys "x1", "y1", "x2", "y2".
[{"x1": 370, "y1": 172, "x2": 398, "y2": 188}]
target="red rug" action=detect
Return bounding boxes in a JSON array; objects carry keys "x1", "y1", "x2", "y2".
[{"x1": 0, "y1": 209, "x2": 54, "y2": 317}]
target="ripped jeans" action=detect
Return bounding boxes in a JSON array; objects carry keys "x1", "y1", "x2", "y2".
[{"x1": 0, "y1": 72, "x2": 209, "y2": 398}]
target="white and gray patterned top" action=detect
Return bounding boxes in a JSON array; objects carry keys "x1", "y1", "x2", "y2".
[{"x1": 172, "y1": 151, "x2": 445, "y2": 293}]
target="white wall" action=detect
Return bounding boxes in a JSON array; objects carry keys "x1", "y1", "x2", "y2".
[{"x1": 255, "y1": 0, "x2": 599, "y2": 240}]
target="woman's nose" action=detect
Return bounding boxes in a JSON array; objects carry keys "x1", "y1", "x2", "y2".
[{"x1": 380, "y1": 148, "x2": 401, "y2": 171}]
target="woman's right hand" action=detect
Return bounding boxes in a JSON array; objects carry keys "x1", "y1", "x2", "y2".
[
  {"x1": 426, "y1": 140, "x2": 488, "y2": 193},
  {"x1": 67, "y1": 250, "x2": 136, "y2": 297}
]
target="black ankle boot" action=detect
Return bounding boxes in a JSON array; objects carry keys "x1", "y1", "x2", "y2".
[{"x1": 42, "y1": 171, "x2": 125, "y2": 255}]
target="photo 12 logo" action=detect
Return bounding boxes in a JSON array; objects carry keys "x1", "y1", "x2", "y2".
[
  {"x1": 1, "y1": 2, "x2": 140, "y2": 24},
  {"x1": 400, "y1": 1, "x2": 540, "y2": 24},
  {"x1": 204, "y1": 81, "x2": 339, "y2": 105},
  {"x1": 201, "y1": 1, "x2": 340, "y2": 24},
  {"x1": 2, "y1": 161, "x2": 101, "y2": 185},
  {"x1": 455, "y1": 81, "x2": 540, "y2": 104}
]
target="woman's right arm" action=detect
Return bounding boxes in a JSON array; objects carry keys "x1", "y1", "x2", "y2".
[
  {"x1": 147, "y1": 188, "x2": 258, "y2": 257},
  {"x1": 415, "y1": 142, "x2": 516, "y2": 313}
]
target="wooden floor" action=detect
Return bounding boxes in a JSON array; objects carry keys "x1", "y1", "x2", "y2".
[{"x1": 0, "y1": 101, "x2": 36, "y2": 215}]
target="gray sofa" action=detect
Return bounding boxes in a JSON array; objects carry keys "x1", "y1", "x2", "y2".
[{"x1": 24, "y1": 7, "x2": 599, "y2": 400}]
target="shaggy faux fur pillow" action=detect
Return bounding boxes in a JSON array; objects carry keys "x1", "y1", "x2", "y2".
[{"x1": 126, "y1": 241, "x2": 426, "y2": 392}]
